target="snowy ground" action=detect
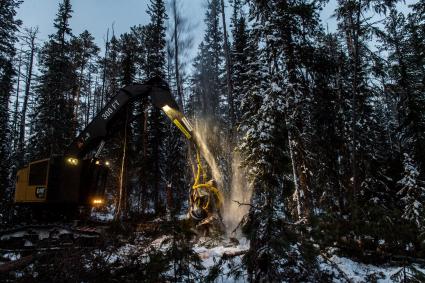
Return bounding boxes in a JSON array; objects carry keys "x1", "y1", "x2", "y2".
[
  {"x1": 319, "y1": 252, "x2": 425, "y2": 282},
  {"x1": 94, "y1": 234, "x2": 425, "y2": 282},
  {"x1": 92, "y1": 234, "x2": 250, "y2": 282},
  {"x1": 1, "y1": 227, "x2": 424, "y2": 282},
  {"x1": 194, "y1": 237, "x2": 250, "y2": 282}
]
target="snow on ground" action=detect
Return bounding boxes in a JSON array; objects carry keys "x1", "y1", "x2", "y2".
[
  {"x1": 91, "y1": 207, "x2": 114, "y2": 221},
  {"x1": 87, "y1": 235, "x2": 250, "y2": 281},
  {"x1": 91, "y1": 212, "x2": 114, "y2": 222},
  {"x1": 0, "y1": 227, "x2": 73, "y2": 241},
  {"x1": 150, "y1": 235, "x2": 172, "y2": 249},
  {"x1": 2, "y1": 227, "x2": 424, "y2": 282},
  {"x1": 2, "y1": 252, "x2": 21, "y2": 261},
  {"x1": 194, "y1": 237, "x2": 250, "y2": 282},
  {"x1": 319, "y1": 253, "x2": 425, "y2": 283}
]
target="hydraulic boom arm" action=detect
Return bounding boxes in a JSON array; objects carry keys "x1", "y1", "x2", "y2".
[{"x1": 67, "y1": 77, "x2": 195, "y2": 158}]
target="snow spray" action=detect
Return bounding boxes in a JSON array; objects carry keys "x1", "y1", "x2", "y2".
[
  {"x1": 193, "y1": 120, "x2": 223, "y2": 188},
  {"x1": 192, "y1": 119, "x2": 253, "y2": 237},
  {"x1": 223, "y1": 152, "x2": 253, "y2": 237}
]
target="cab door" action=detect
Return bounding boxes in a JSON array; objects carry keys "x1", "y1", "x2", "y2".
[{"x1": 26, "y1": 159, "x2": 50, "y2": 202}]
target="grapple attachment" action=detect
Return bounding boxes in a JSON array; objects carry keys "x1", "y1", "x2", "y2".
[{"x1": 189, "y1": 149, "x2": 223, "y2": 222}]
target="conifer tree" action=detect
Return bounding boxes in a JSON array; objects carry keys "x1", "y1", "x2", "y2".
[
  {"x1": 28, "y1": 0, "x2": 76, "y2": 159},
  {"x1": 381, "y1": 6, "x2": 425, "y2": 233},
  {"x1": 307, "y1": 32, "x2": 352, "y2": 223},
  {"x1": 334, "y1": 0, "x2": 396, "y2": 227},
  {"x1": 0, "y1": 0, "x2": 21, "y2": 220},
  {"x1": 238, "y1": 0, "x2": 323, "y2": 279},
  {"x1": 105, "y1": 34, "x2": 121, "y2": 102},
  {"x1": 195, "y1": 0, "x2": 224, "y2": 118},
  {"x1": 70, "y1": 30, "x2": 99, "y2": 133},
  {"x1": 139, "y1": 0, "x2": 168, "y2": 214},
  {"x1": 230, "y1": 0, "x2": 248, "y2": 123}
]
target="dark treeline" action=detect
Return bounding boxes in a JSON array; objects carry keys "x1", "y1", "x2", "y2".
[{"x1": 1, "y1": 0, "x2": 425, "y2": 281}]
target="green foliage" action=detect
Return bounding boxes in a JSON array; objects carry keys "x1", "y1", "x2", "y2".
[
  {"x1": 0, "y1": 0, "x2": 22, "y2": 218},
  {"x1": 28, "y1": 0, "x2": 76, "y2": 159},
  {"x1": 391, "y1": 265, "x2": 425, "y2": 283}
]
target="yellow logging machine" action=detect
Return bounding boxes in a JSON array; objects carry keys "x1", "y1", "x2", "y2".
[{"x1": 14, "y1": 76, "x2": 222, "y2": 221}]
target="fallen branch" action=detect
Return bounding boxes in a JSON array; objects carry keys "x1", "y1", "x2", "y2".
[
  {"x1": 231, "y1": 217, "x2": 245, "y2": 235},
  {"x1": 232, "y1": 200, "x2": 259, "y2": 209}
]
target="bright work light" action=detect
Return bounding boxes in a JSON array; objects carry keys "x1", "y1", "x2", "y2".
[
  {"x1": 67, "y1": 157, "x2": 79, "y2": 166},
  {"x1": 92, "y1": 199, "x2": 103, "y2": 205},
  {"x1": 162, "y1": 104, "x2": 172, "y2": 113}
]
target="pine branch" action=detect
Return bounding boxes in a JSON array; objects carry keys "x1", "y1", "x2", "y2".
[{"x1": 232, "y1": 199, "x2": 256, "y2": 209}]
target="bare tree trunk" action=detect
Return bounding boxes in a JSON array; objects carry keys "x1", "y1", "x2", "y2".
[
  {"x1": 115, "y1": 107, "x2": 130, "y2": 220},
  {"x1": 74, "y1": 60, "x2": 86, "y2": 132},
  {"x1": 172, "y1": 0, "x2": 184, "y2": 109},
  {"x1": 92, "y1": 77, "x2": 99, "y2": 118},
  {"x1": 287, "y1": 117, "x2": 301, "y2": 218},
  {"x1": 101, "y1": 28, "x2": 109, "y2": 108},
  {"x1": 85, "y1": 72, "x2": 92, "y2": 126},
  {"x1": 12, "y1": 50, "x2": 22, "y2": 152},
  {"x1": 18, "y1": 27, "x2": 38, "y2": 166},
  {"x1": 153, "y1": 109, "x2": 162, "y2": 214},
  {"x1": 141, "y1": 109, "x2": 148, "y2": 214}
]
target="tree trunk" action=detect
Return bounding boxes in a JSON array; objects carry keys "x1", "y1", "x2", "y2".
[
  {"x1": 172, "y1": 0, "x2": 184, "y2": 109},
  {"x1": 12, "y1": 50, "x2": 22, "y2": 152},
  {"x1": 18, "y1": 30, "x2": 37, "y2": 166},
  {"x1": 101, "y1": 28, "x2": 109, "y2": 108},
  {"x1": 74, "y1": 60, "x2": 86, "y2": 132}
]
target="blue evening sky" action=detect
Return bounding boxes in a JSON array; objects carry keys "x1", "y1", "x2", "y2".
[
  {"x1": 16, "y1": 0, "x2": 411, "y2": 64},
  {"x1": 17, "y1": 0, "x2": 209, "y2": 59}
]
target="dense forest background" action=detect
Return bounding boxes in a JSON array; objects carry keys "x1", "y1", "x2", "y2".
[{"x1": 1, "y1": 0, "x2": 425, "y2": 281}]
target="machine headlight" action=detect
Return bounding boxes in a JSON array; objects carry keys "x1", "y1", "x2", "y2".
[
  {"x1": 92, "y1": 198, "x2": 104, "y2": 205},
  {"x1": 67, "y1": 157, "x2": 79, "y2": 166},
  {"x1": 162, "y1": 105, "x2": 172, "y2": 113}
]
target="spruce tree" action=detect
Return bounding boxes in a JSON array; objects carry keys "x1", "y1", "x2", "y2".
[
  {"x1": 28, "y1": 0, "x2": 76, "y2": 159},
  {"x1": 307, "y1": 32, "x2": 352, "y2": 235},
  {"x1": 238, "y1": 0, "x2": 323, "y2": 279},
  {"x1": 195, "y1": 0, "x2": 224, "y2": 118},
  {"x1": 0, "y1": 0, "x2": 22, "y2": 221},
  {"x1": 329, "y1": 1, "x2": 402, "y2": 251},
  {"x1": 117, "y1": 31, "x2": 137, "y2": 218},
  {"x1": 105, "y1": 35, "x2": 121, "y2": 102},
  {"x1": 70, "y1": 30, "x2": 99, "y2": 133},
  {"x1": 381, "y1": 6, "x2": 425, "y2": 233},
  {"x1": 144, "y1": 0, "x2": 167, "y2": 78},
  {"x1": 230, "y1": 0, "x2": 248, "y2": 123},
  {"x1": 139, "y1": 0, "x2": 168, "y2": 214}
]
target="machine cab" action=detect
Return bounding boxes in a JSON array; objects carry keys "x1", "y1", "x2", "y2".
[{"x1": 15, "y1": 157, "x2": 108, "y2": 206}]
